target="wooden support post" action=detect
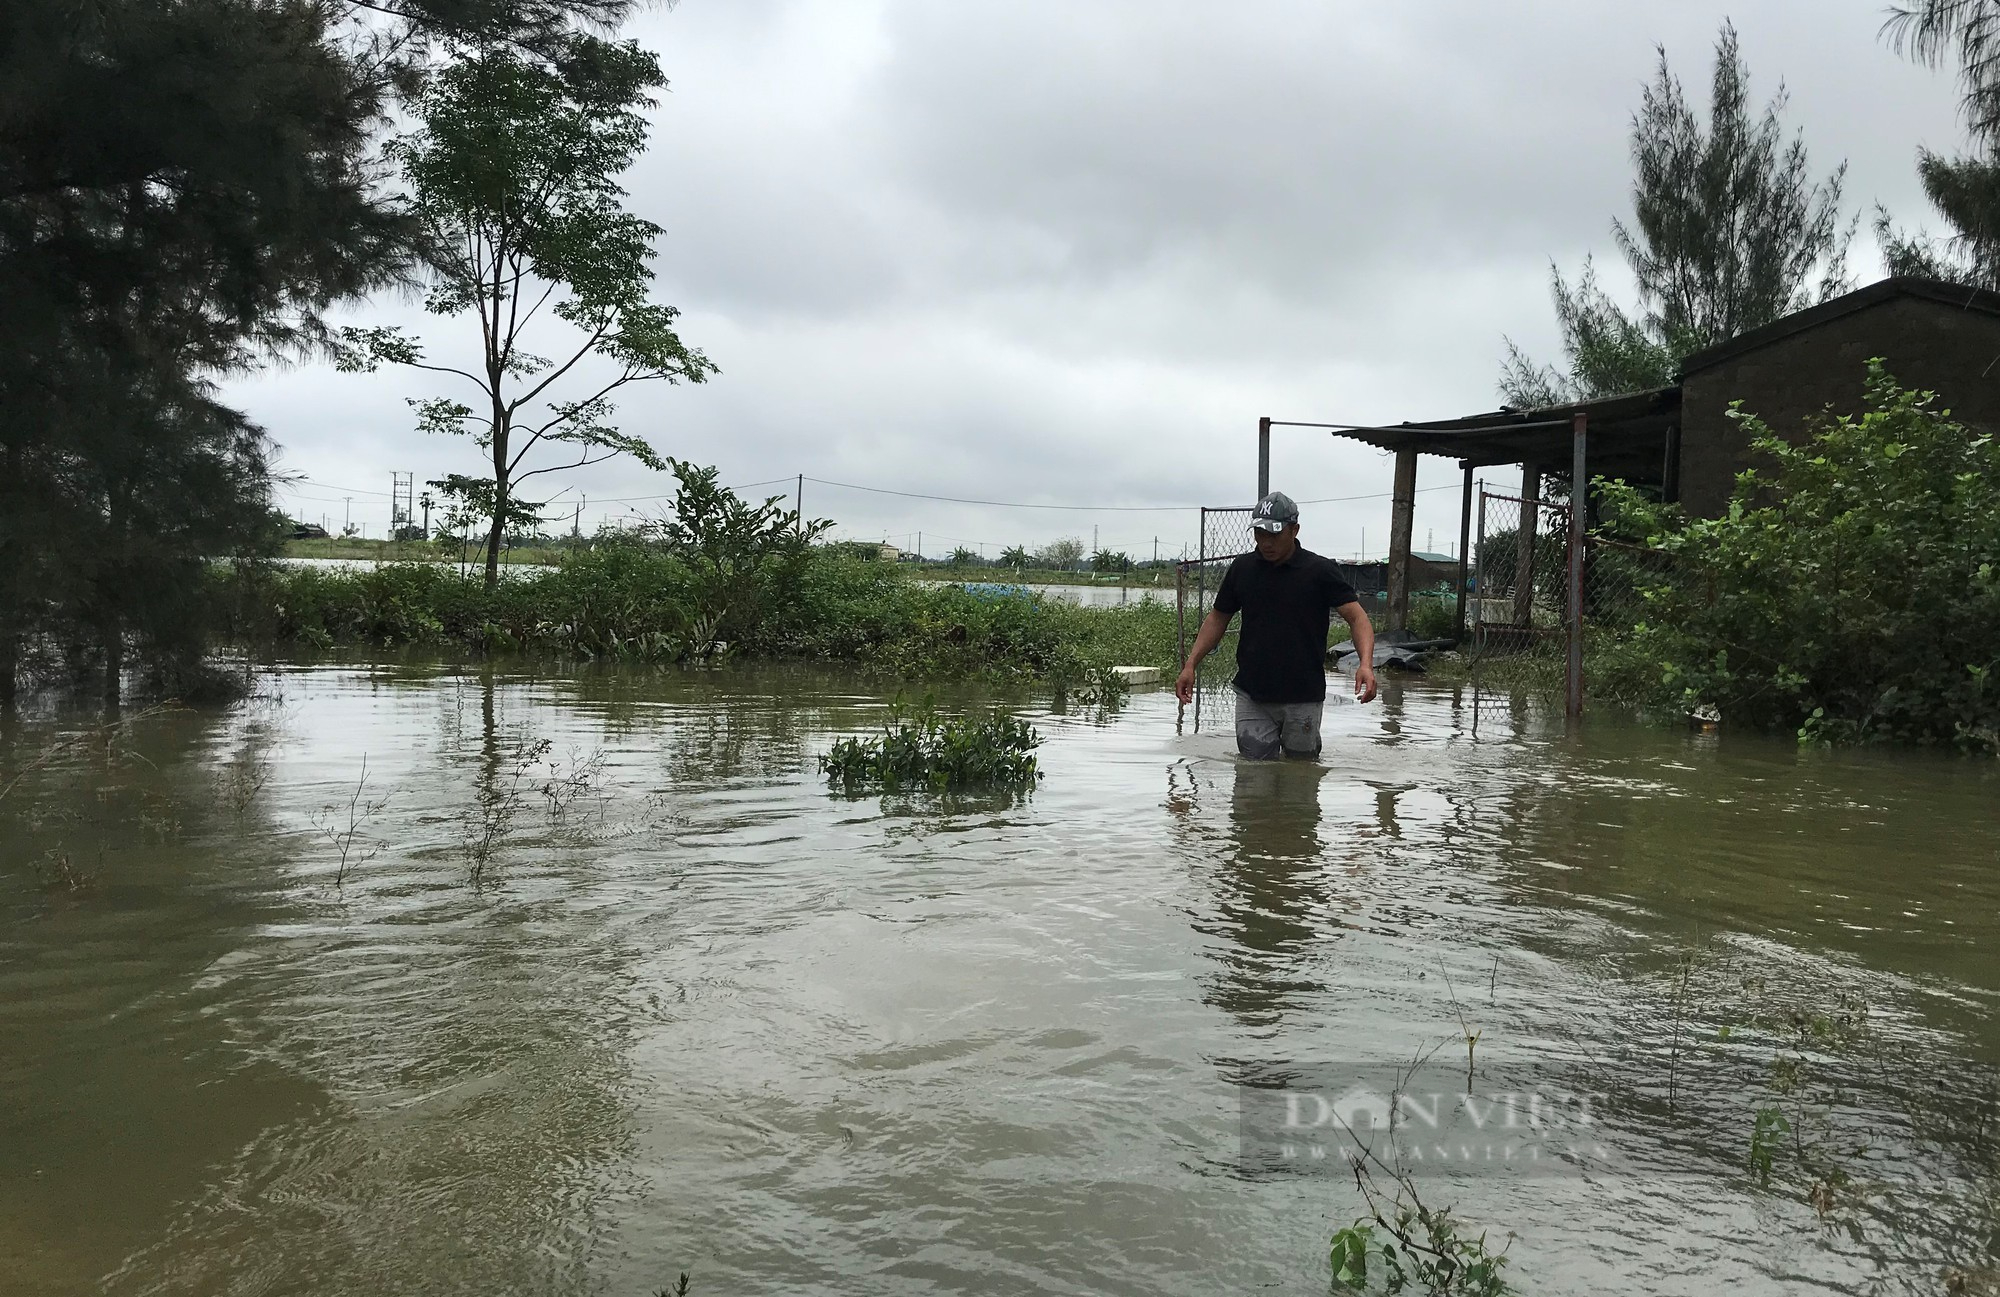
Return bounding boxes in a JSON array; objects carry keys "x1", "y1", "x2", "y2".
[
  {"x1": 1385, "y1": 446, "x2": 1418, "y2": 634},
  {"x1": 1453, "y1": 461, "x2": 1473, "y2": 643},
  {"x1": 1257, "y1": 416, "x2": 1272, "y2": 500},
  {"x1": 1566, "y1": 414, "x2": 1587, "y2": 722},
  {"x1": 1661, "y1": 421, "x2": 1682, "y2": 504},
  {"x1": 1512, "y1": 463, "x2": 1540, "y2": 628}
]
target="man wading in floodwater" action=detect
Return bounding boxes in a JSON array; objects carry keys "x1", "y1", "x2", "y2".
[{"x1": 1174, "y1": 492, "x2": 1377, "y2": 758}]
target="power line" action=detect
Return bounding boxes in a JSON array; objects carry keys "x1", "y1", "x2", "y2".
[
  {"x1": 282, "y1": 477, "x2": 393, "y2": 498},
  {"x1": 803, "y1": 475, "x2": 1459, "y2": 512},
  {"x1": 279, "y1": 470, "x2": 1458, "y2": 516}
]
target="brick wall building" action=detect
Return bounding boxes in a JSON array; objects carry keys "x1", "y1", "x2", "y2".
[{"x1": 1675, "y1": 278, "x2": 2000, "y2": 517}]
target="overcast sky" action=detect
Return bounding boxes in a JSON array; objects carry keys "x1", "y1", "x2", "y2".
[{"x1": 237, "y1": 0, "x2": 1964, "y2": 562}]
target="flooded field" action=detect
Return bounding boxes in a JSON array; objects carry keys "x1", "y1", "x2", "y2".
[{"x1": 3, "y1": 660, "x2": 1997, "y2": 1295}]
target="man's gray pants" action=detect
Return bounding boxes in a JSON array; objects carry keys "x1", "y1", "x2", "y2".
[{"x1": 1233, "y1": 689, "x2": 1324, "y2": 760}]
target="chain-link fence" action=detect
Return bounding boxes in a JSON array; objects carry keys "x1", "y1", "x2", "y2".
[
  {"x1": 1176, "y1": 506, "x2": 1252, "y2": 655},
  {"x1": 1174, "y1": 506, "x2": 1252, "y2": 729},
  {"x1": 1463, "y1": 488, "x2": 1675, "y2": 714},
  {"x1": 1467, "y1": 490, "x2": 1569, "y2": 653},
  {"x1": 1579, "y1": 533, "x2": 1677, "y2": 668}
]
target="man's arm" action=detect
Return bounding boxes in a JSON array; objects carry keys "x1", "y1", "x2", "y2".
[
  {"x1": 1174, "y1": 607, "x2": 1231, "y2": 704},
  {"x1": 1336, "y1": 601, "x2": 1377, "y2": 703}
]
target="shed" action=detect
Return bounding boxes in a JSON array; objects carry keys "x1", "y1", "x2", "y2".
[{"x1": 1261, "y1": 276, "x2": 2000, "y2": 638}]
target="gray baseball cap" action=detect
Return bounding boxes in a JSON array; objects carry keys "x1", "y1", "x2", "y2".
[{"x1": 1250, "y1": 491, "x2": 1299, "y2": 532}]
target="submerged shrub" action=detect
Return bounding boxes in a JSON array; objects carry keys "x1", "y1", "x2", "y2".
[
  {"x1": 820, "y1": 702, "x2": 1042, "y2": 792},
  {"x1": 1594, "y1": 361, "x2": 2000, "y2": 749}
]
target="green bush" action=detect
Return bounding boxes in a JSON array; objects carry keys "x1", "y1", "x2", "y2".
[
  {"x1": 1595, "y1": 362, "x2": 2000, "y2": 749},
  {"x1": 1408, "y1": 591, "x2": 1459, "y2": 641},
  {"x1": 820, "y1": 702, "x2": 1041, "y2": 791}
]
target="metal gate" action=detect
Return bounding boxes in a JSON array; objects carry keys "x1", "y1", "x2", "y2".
[{"x1": 1469, "y1": 489, "x2": 1570, "y2": 653}]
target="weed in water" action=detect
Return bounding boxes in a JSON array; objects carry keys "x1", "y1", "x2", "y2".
[
  {"x1": 311, "y1": 755, "x2": 388, "y2": 887},
  {"x1": 33, "y1": 848, "x2": 98, "y2": 893},
  {"x1": 462, "y1": 737, "x2": 553, "y2": 883},
  {"x1": 540, "y1": 747, "x2": 610, "y2": 825},
  {"x1": 820, "y1": 698, "x2": 1041, "y2": 793},
  {"x1": 1437, "y1": 959, "x2": 1483, "y2": 1091},
  {"x1": 653, "y1": 1276, "x2": 692, "y2": 1297},
  {"x1": 1331, "y1": 1158, "x2": 1513, "y2": 1295},
  {"x1": 1748, "y1": 1106, "x2": 1791, "y2": 1187},
  {"x1": 137, "y1": 790, "x2": 182, "y2": 841},
  {"x1": 1667, "y1": 939, "x2": 1698, "y2": 1113},
  {"x1": 0, "y1": 702, "x2": 183, "y2": 805},
  {"x1": 215, "y1": 743, "x2": 274, "y2": 815}
]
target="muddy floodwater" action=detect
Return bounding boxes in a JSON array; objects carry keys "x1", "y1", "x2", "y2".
[{"x1": 4, "y1": 660, "x2": 1997, "y2": 1295}]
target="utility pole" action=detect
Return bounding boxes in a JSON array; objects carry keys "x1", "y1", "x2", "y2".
[
  {"x1": 796, "y1": 474, "x2": 804, "y2": 538},
  {"x1": 572, "y1": 499, "x2": 583, "y2": 538},
  {"x1": 1257, "y1": 415, "x2": 1271, "y2": 499},
  {"x1": 420, "y1": 492, "x2": 433, "y2": 540},
  {"x1": 390, "y1": 471, "x2": 414, "y2": 539},
  {"x1": 343, "y1": 497, "x2": 352, "y2": 533},
  {"x1": 1092, "y1": 524, "x2": 1099, "y2": 556}
]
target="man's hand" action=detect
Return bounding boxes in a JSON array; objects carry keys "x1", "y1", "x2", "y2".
[
  {"x1": 1334, "y1": 601, "x2": 1376, "y2": 704},
  {"x1": 1175, "y1": 662, "x2": 1197, "y2": 704}
]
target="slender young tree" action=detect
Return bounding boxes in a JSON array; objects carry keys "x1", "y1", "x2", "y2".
[
  {"x1": 1880, "y1": 2, "x2": 2000, "y2": 286},
  {"x1": 340, "y1": 34, "x2": 716, "y2": 590},
  {"x1": 1502, "y1": 23, "x2": 1852, "y2": 406}
]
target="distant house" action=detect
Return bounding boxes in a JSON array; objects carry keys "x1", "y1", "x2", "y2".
[
  {"x1": 1340, "y1": 551, "x2": 1461, "y2": 600},
  {"x1": 878, "y1": 544, "x2": 902, "y2": 562},
  {"x1": 290, "y1": 521, "x2": 329, "y2": 540}
]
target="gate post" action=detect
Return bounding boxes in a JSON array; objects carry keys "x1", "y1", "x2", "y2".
[
  {"x1": 1566, "y1": 413, "x2": 1587, "y2": 722},
  {"x1": 1453, "y1": 461, "x2": 1473, "y2": 643}
]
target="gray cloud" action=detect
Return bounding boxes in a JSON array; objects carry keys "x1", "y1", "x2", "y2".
[{"x1": 239, "y1": 0, "x2": 1963, "y2": 560}]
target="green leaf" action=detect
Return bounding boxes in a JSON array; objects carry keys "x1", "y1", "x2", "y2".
[{"x1": 1329, "y1": 1225, "x2": 1372, "y2": 1286}]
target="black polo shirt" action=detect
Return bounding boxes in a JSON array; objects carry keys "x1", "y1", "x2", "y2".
[{"x1": 1213, "y1": 545, "x2": 1361, "y2": 703}]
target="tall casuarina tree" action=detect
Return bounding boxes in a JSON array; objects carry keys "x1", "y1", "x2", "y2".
[
  {"x1": 1880, "y1": 1, "x2": 2000, "y2": 287},
  {"x1": 1501, "y1": 22, "x2": 1852, "y2": 407}
]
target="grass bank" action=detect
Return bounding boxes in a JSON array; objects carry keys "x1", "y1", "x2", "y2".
[
  {"x1": 215, "y1": 549, "x2": 1226, "y2": 684},
  {"x1": 283, "y1": 537, "x2": 567, "y2": 566}
]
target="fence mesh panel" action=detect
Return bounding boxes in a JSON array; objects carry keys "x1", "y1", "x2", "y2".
[
  {"x1": 1467, "y1": 491, "x2": 1568, "y2": 654},
  {"x1": 1463, "y1": 487, "x2": 1677, "y2": 711},
  {"x1": 1579, "y1": 534, "x2": 1677, "y2": 670},
  {"x1": 1174, "y1": 506, "x2": 1252, "y2": 730}
]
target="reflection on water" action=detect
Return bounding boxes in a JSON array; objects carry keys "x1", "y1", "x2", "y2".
[{"x1": 3, "y1": 661, "x2": 1998, "y2": 1295}]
